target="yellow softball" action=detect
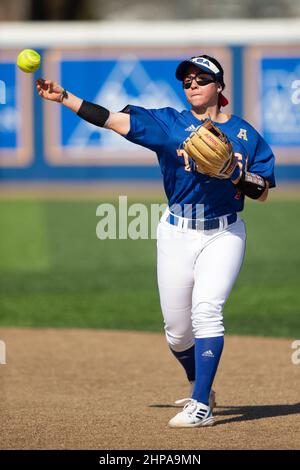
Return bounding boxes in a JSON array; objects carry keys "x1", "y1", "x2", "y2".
[{"x1": 17, "y1": 49, "x2": 41, "y2": 73}]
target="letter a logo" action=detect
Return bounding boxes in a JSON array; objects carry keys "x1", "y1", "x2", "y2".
[{"x1": 237, "y1": 129, "x2": 248, "y2": 141}]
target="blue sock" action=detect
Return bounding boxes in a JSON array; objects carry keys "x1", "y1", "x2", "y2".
[
  {"x1": 170, "y1": 345, "x2": 195, "y2": 382},
  {"x1": 192, "y1": 336, "x2": 224, "y2": 405}
]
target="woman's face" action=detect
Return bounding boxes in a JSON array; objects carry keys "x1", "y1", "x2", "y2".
[{"x1": 183, "y1": 65, "x2": 220, "y2": 109}]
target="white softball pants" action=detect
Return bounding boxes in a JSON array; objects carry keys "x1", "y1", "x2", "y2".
[{"x1": 157, "y1": 210, "x2": 246, "y2": 351}]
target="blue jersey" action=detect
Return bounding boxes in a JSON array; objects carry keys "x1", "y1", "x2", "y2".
[{"x1": 124, "y1": 105, "x2": 276, "y2": 219}]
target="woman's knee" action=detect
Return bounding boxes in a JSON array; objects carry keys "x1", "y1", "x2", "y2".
[
  {"x1": 191, "y1": 302, "x2": 224, "y2": 338},
  {"x1": 164, "y1": 326, "x2": 194, "y2": 352}
]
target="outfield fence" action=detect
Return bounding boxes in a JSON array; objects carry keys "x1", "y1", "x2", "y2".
[{"x1": 0, "y1": 20, "x2": 300, "y2": 182}]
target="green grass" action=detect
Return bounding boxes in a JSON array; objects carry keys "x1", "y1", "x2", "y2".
[{"x1": 0, "y1": 197, "x2": 299, "y2": 337}]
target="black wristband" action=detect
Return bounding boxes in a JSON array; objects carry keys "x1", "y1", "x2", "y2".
[
  {"x1": 77, "y1": 100, "x2": 110, "y2": 127},
  {"x1": 235, "y1": 171, "x2": 266, "y2": 199},
  {"x1": 60, "y1": 89, "x2": 68, "y2": 102}
]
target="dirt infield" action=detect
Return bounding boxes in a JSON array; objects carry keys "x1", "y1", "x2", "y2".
[{"x1": 0, "y1": 328, "x2": 299, "y2": 450}]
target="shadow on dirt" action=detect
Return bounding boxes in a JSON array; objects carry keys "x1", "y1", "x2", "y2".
[{"x1": 149, "y1": 402, "x2": 300, "y2": 424}]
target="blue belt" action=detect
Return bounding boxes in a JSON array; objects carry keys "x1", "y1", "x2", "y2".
[{"x1": 166, "y1": 212, "x2": 237, "y2": 231}]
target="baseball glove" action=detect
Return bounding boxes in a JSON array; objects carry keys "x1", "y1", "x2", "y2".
[{"x1": 183, "y1": 119, "x2": 237, "y2": 179}]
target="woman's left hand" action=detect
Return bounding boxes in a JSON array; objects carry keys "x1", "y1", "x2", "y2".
[{"x1": 231, "y1": 152, "x2": 247, "y2": 184}]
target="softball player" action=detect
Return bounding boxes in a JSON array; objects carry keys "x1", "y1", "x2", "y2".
[{"x1": 36, "y1": 54, "x2": 275, "y2": 428}]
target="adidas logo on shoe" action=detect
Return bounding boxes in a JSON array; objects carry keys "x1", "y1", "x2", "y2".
[
  {"x1": 202, "y1": 350, "x2": 215, "y2": 358},
  {"x1": 168, "y1": 399, "x2": 214, "y2": 428}
]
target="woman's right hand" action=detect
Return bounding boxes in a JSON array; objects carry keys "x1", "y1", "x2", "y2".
[
  {"x1": 35, "y1": 78, "x2": 130, "y2": 134},
  {"x1": 35, "y1": 78, "x2": 64, "y2": 102}
]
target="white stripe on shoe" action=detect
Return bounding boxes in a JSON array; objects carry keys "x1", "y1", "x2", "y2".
[{"x1": 168, "y1": 399, "x2": 214, "y2": 428}]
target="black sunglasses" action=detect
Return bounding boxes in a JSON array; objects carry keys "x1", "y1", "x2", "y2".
[{"x1": 182, "y1": 74, "x2": 216, "y2": 89}]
